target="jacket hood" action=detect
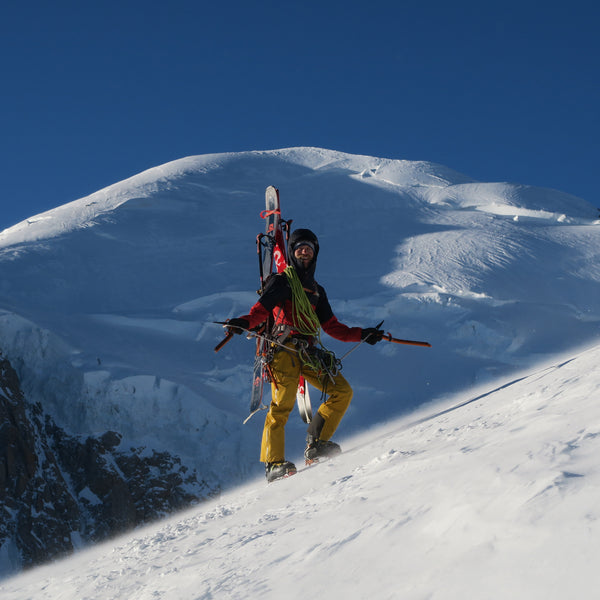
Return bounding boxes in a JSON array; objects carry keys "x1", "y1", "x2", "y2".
[{"x1": 288, "y1": 228, "x2": 319, "y2": 284}]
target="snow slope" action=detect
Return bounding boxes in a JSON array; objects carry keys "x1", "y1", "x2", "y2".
[
  {"x1": 0, "y1": 147, "x2": 599, "y2": 478},
  {"x1": 0, "y1": 146, "x2": 599, "y2": 578},
  {"x1": 2, "y1": 342, "x2": 599, "y2": 599}
]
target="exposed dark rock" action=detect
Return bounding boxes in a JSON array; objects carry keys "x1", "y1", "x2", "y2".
[{"x1": 0, "y1": 354, "x2": 217, "y2": 574}]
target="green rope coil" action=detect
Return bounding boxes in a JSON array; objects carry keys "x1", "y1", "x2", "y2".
[
  {"x1": 283, "y1": 266, "x2": 339, "y2": 375},
  {"x1": 284, "y1": 266, "x2": 321, "y2": 336}
]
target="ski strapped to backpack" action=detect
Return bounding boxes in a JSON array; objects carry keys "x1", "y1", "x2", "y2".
[
  {"x1": 213, "y1": 186, "x2": 313, "y2": 424},
  {"x1": 244, "y1": 186, "x2": 293, "y2": 423}
]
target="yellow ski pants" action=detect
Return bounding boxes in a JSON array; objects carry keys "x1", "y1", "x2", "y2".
[{"x1": 260, "y1": 345, "x2": 353, "y2": 463}]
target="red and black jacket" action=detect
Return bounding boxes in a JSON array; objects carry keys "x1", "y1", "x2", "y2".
[{"x1": 240, "y1": 273, "x2": 362, "y2": 343}]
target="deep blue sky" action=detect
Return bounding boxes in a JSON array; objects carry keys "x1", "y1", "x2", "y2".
[{"x1": 2, "y1": 1, "x2": 598, "y2": 230}]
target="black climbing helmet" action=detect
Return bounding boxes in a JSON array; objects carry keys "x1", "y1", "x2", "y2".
[{"x1": 288, "y1": 228, "x2": 319, "y2": 258}]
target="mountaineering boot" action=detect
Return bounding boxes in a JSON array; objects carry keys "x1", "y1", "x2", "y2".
[
  {"x1": 304, "y1": 434, "x2": 342, "y2": 464},
  {"x1": 265, "y1": 461, "x2": 297, "y2": 483}
]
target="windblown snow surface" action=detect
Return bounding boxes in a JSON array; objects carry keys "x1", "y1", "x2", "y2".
[{"x1": 1, "y1": 147, "x2": 600, "y2": 597}]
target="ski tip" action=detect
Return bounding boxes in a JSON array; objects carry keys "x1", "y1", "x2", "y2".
[{"x1": 243, "y1": 404, "x2": 268, "y2": 424}]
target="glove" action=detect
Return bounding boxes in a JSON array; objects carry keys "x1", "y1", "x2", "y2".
[
  {"x1": 225, "y1": 318, "x2": 249, "y2": 335},
  {"x1": 361, "y1": 327, "x2": 384, "y2": 345}
]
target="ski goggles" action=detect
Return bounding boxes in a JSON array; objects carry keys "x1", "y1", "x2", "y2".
[{"x1": 293, "y1": 241, "x2": 316, "y2": 253}]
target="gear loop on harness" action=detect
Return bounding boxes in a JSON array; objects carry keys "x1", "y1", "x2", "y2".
[{"x1": 291, "y1": 337, "x2": 341, "y2": 384}]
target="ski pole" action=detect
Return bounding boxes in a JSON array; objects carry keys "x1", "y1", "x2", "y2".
[
  {"x1": 212, "y1": 321, "x2": 301, "y2": 354},
  {"x1": 382, "y1": 333, "x2": 431, "y2": 347},
  {"x1": 338, "y1": 320, "x2": 385, "y2": 360}
]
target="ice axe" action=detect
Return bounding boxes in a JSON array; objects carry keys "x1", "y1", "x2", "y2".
[
  {"x1": 339, "y1": 320, "x2": 385, "y2": 360},
  {"x1": 381, "y1": 333, "x2": 431, "y2": 348},
  {"x1": 213, "y1": 320, "x2": 242, "y2": 352},
  {"x1": 214, "y1": 330, "x2": 234, "y2": 352},
  {"x1": 213, "y1": 320, "x2": 289, "y2": 354},
  {"x1": 366, "y1": 319, "x2": 431, "y2": 348},
  {"x1": 341, "y1": 320, "x2": 431, "y2": 360}
]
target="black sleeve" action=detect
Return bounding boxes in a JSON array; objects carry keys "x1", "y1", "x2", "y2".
[{"x1": 315, "y1": 284, "x2": 334, "y2": 324}]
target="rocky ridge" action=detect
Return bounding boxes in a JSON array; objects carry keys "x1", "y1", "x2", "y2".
[{"x1": 0, "y1": 353, "x2": 215, "y2": 573}]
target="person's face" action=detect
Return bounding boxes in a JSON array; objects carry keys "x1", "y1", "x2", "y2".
[{"x1": 294, "y1": 244, "x2": 314, "y2": 267}]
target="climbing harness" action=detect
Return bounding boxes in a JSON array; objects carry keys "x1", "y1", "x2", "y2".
[{"x1": 278, "y1": 266, "x2": 341, "y2": 383}]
